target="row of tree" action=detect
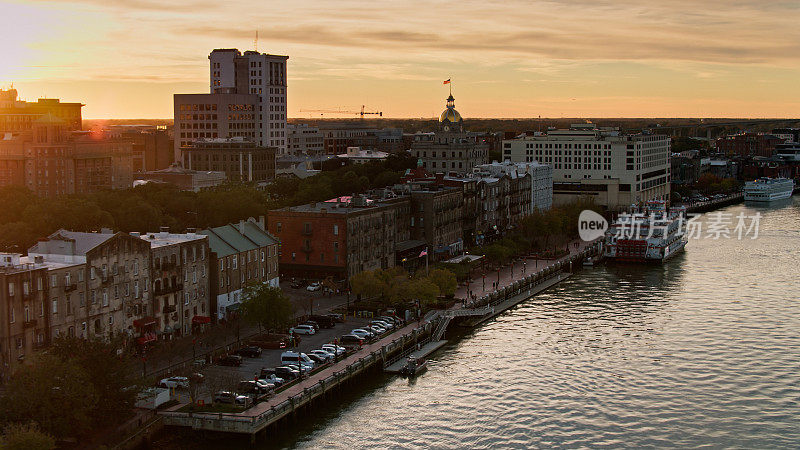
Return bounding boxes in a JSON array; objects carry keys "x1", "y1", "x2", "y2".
[{"x1": 349, "y1": 267, "x2": 458, "y2": 311}]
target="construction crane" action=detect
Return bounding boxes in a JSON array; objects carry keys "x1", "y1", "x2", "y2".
[{"x1": 299, "y1": 105, "x2": 383, "y2": 118}]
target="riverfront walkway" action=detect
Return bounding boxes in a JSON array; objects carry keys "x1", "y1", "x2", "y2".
[{"x1": 454, "y1": 238, "x2": 598, "y2": 302}]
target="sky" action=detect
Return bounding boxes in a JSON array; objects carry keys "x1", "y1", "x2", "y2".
[{"x1": 2, "y1": 0, "x2": 799, "y2": 119}]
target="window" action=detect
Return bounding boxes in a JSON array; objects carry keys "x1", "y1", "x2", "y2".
[
  {"x1": 23, "y1": 281, "x2": 29, "y2": 295},
  {"x1": 102, "y1": 289, "x2": 109, "y2": 306},
  {"x1": 276, "y1": 222, "x2": 282, "y2": 233},
  {"x1": 333, "y1": 225, "x2": 339, "y2": 235},
  {"x1": 9, "y1": 307, "x2": 14, "y2": 323},
  {"x1": 133, "y1": 260, "x2": 139, "y2": 275},
  {"x1": 7, "y1": 282, "x2": 13, "y2": 296},
  {"x1": 184, "y1": 292, "x2": 189, "y2": 305},
  {"x1": 78, "y1": 270, "x2": 84, "y2": 282},
  {"x1": 90, "y1": 290, "x2": 97, "y2": 304},
  {"x1": 52, "y1": 299, "x2": 58, "y2": 314},
  {"x1": 232, "y1": 257, "x2": 237, "y2": 269},
  {"x1": 144, "y1": 278, "x2": 148, "y2": 291},
  {"x1": 51, "y1": 274, "x2": 57, "y2": 287},
  {"x1": 80, "y1": 292, "x2": 86, "y2": 307},
  {"x1": 261, "y1": 251, "x2": 265, "y2": 262},
  {"x1": 134, "y1": 281, "x2": 139, "y2": 298}
]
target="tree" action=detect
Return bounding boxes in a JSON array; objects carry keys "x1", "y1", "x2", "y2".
[
  {"x1": 426, "y1": 268, "x2": 458, "y2": 297},
  {"x1": 240, "y1": 283, "x2": 293, "y2": 332},
  {"x1": 0, "y1": 423, "x2": 56, "y2": 450},
  {"x1": 1, "y1": 355, "x2": 97, "y2": 439},
  {"x1": 403, "y1": 278, "x2": 439, "y2": 308},
  {"x1": 350, "y1": 270, "x2": 383, "y2": 301},
  {"x1": 49, "y1": 335, "x2": 141, "y2": 426}
]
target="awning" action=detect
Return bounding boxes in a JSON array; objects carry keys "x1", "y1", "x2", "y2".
[
  {"x1": 192, "y1": 315, "x2": 211, "y2": 324},
  {"x1": 133, "y1": 317, "x2": 157, "y2": 328},
  {"x1": 137, "y1": 333, "x2": 157, "y2": 345}
]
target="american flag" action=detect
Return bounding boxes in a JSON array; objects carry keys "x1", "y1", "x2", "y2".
[
  {"x1": 419, "y1": 248, "x2": 428, "y2": 257},
  {"x1": 443, "y1": 79, "x2": 451, "y2": 85}
]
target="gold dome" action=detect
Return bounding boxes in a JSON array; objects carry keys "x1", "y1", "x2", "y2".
[{"x1": 439, "y1": 108, "x2": 463, "y2": 123}]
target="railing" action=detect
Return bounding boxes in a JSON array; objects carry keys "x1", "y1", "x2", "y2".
[
  {"x1": 23, "y1": 319, "x2": 37, "y2": 329},
  {"x1": 64, "y1": 283, "x2": 77, "y2": 292},
  {"x1": 155, "y1": 283, "x2": 183, "y2": 296}
]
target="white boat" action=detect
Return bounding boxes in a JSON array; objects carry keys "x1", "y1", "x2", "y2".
[
  {"x1": 743, "y1": 177, "x2": 794, "y2": 202},
  {"x1": 604, "y1": 200, "x2": 687, "y2": 263}
]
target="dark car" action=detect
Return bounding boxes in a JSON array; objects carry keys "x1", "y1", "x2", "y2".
[
  {"x1": 274, "y1": 366, "x2": 300, "y2": 380},
  {"x1": 302, "y1": 320, "x2": 320, "y2": 332},
  {"x1": 309, "y1": 315, "x2": 336, "y2": 328},
  {"x1": 339, "y1": 334, "x2": 364, "y2": 348},
  {"x1": 306, "y1": 353, "x2": 327, "y2": 365},
  {"x1": 326, "y1": 313, "x2": 345, "y2": 323},
  {"x1": 217, "y1": 354, "x2": 243, "y2": 366},
  {"x1": 235, "y1": 346, "x2": 263, "y2": 358},
  {"x1": 214, "y1": 391, "x2": 249, "y2": 405},
  {"x1": 290, "y1": 279, "x2": 308, "y2": 289}
]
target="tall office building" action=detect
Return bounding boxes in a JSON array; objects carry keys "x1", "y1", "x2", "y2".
[{"x1": 209, "y1": 49, "x2": 288, "y2": 155}]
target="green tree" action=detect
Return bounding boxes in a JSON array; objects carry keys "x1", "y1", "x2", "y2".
[
  {"x1": 240, "y1": 283, "x2": 294, "y2": 332},
  {"x1": 403, "y1": 278, "x2": 440, "y2": 308},
  {"x1": 49, "y1": 335, "x2": 141, "y2": 426},
  {"x1": 0, "y1": 423, "x2": 56, "y2": 450},
  {"x1": 426, "y1": 268, "x2": 458, "y2": 297},
  {"x1": 350, "y1": 270, "x2": 383, "y2": 301},
  {"x1": 1, "y1": 355, "x2": 97, "y2": 439}
]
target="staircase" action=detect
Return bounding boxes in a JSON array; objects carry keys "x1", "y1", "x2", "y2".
[{"x1": 431, "y1": 316, "x2": 453, "y2": 341}]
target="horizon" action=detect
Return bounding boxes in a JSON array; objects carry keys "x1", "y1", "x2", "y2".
[{"x1": 4, "y1": 0, "x2": 800, "y2": 119}]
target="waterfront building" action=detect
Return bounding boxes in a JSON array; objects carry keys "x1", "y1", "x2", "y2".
[
  {"x1": 287, "y1": 124, "x2": 325, "y2": 156},
  {"x1": 134, "y1": 230, "x2": 210, "y2": 340},
  {"x1": 0, "y1": 113, "x2": 133, "y2": 197},
  {"x1": 411, "y1": 94, "x2": 489, "y2": 175},
  {"x1": 475, "y1": 160, "x2": 553, "y2": 211},
  {"x1": 502, "y1": 124, "x2": 670, "y2": 210},
  {"x1": 337, "y1": 147, "x2": 389, "y2": 164},
  {"x1": 0, "y1": 253, "x2": 49, "y2": 378},
  {"x1": 199, "y1": 218, "x2": 280, "y2": 322},
  {"x1": 26, "y1": 229, "x2": 152, "y2": 343},
  {"x1": 181, "y1": 137, "x2": 276, "y2": 183}
]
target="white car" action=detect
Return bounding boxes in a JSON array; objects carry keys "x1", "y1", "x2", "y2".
[
  {"x1": 321, "y1": 344, "x2": 346, "y2": 356},
  {"x1": 159, "y1": 376, "x2": 189, "y2": 389},
  {"x1": 306, "y1": 282, "x2": 322, "y2": 292},
  {"x1": 309, "y1": 349, "x2": 335, "y2": 362},
  {"x1": 366, "y1": 325, "x2": 386, "y2": 335},
  {"x1": 351, "y1": 329, "x2": 374, "y2": 339},
  {"x1": 290, "y1": 325, "x2": 316, "y2": 335}
]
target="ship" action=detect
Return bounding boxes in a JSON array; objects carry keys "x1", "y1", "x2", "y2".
[
  {"x1": 604, "y1": 200, "x2": 687, "y2": 263},
  {"x1": 743, "y1": 177, "x2": 795, "y2": 202}
]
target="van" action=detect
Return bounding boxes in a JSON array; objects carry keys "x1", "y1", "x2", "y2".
[
  {"x1": 339, "y1": 334, "x2": 364, "y2": 348},
  {"x1": 280, "y1": 351, "x2": 315, "y2": 369}
]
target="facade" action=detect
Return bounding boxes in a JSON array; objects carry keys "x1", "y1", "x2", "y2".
[
  {"x1": 716, "y1": 132, "x2": 784, "y2": 158},
  {"x1": 337, "y1": 147, "x2": 389, "y2": 164},
  {"x1": 0, "y1": 114, "x2": 133, "y2": 197},
  {"x1": 135, "y1": 165, "x2": 226, "y2": 192},
  {"x1": 209, "y1": 49, "x2": 288, "y2": 155},
  {"x1": 134, "y1": 230, "x2": 210, "y2": 340},
  {"x1": 113, "y1": 127, "x2": 173, "y2": 173},
  {"x1": 27, "y1": 230, "x2": 152, "y2": 343},
  {"x1": 0, "y1": 253, "x2": 48, "y2": 378},
  {"x1": 182, "y1": 137, "x2": 276, "y2": 183},
  {"x1": 0, "y1": 88, "x2": 83, "y2": 133},
  {"x1": 475, "y1": 160, "x2": 553, "y2": 211},
  {"x1": 411, "y1": 94, "x2": 488, "y2": 174},
  {"x1": 319, "y1": 123, "x2": 379, "y2": 155},
  {"x1": 173, "y1": 92, "x2": 259, "y2": 161},
  {"x1": 502, "y1": 124, "x2": 671, "y2": 210},
  {"x1": 287, "y1": 124, "x2": 325, "y2": 156},
  {"x1": 199, "y1": 218, "x2": 280, "y2": 321}
]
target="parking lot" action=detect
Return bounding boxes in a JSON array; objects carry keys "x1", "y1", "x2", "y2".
[{"x1": 168, "y1": 315, "x2": 376, "y2": 405}]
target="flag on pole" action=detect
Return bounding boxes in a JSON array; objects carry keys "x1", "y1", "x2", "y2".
[
  {"x1": 419, "y1": 248, "x2": 428, "y2": 257},
  {"x1": 443, "y1": 79, "x2": 451, "y2": 85}
]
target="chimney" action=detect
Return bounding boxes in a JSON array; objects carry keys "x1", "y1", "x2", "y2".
[
  {"x1": 100, "y1": 227, "x2": 113, "y2": 234},
  {"x1": 186, "y1": 227, "x2": 196, "y2": 236},
  {"x1": 257, "y1": 215, "x2": 266, "y2": 230},
  {"x1": 238, "y1": 220, "x2": 246, "y2": 232}
]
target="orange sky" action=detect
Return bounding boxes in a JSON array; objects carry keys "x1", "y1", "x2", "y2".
[{"x1": 3, "y1": 0, "x2": 799, "y2": 119}]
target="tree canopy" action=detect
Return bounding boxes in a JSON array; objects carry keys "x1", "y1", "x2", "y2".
[{"x1": 240, "y1": 283, "x2": 294, "y2": 331}]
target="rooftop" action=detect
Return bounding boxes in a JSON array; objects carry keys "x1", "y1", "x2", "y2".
[{"x1": 133, "y1": 230, "x2": 207, "y2": 248}]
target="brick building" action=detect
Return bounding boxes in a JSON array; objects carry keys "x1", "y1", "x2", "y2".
[
  {"x1": 200, "y1": 218, "x2": 280, "y2": 321},
  {"x1": 0, "y1": 88, "x2": 83, "y2": 133},
  {"x1": 182, "y1": 137, "x2": 276, "y2": 183},
  {"x1": 716, "y1": 132, "x2": 784, "y2": 158}
]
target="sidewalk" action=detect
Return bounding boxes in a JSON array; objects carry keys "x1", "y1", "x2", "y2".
[{"x1": 454, "y1": 238, "x2": 595, "y2": 302}]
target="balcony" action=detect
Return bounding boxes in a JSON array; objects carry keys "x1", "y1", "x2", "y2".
[
  {"x1": 301, "y1": 242, "x2": 313, "y2": 253},
  {"x1": 159, "y1": 261, "x2": 177, "y2": 271},
  {"x1": 162, "y1": 304, "x2": 176, "y2": 314},
  {"x1": 154, "y1": 283, "x2": 183, "y2": 296},
  {"x1": 100, "y1": 275, "x2": 113, "y2": 285},
  {"x1": 23, "y1": 319, "x2": 37, "y2": 329},
  {"x1": 64, "y1": 283, "x2": 77, "y2": 292}
]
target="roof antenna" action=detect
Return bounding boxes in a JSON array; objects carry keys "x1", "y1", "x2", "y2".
[{"x1": 254, "y1": 30, "x2": 258, "y2": 52}]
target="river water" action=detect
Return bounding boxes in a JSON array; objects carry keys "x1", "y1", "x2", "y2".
[{"x1": 269, "y1": 199, "x2": 800, "y2": 448}]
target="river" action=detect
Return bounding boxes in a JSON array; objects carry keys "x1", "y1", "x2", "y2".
[{"x1": 256, "y1": 199, "x2": 800, "y2": 448}]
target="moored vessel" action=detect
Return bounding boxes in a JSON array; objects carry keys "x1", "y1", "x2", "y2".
[
  {"x1": 743, "y1": 177, "x2": 794, "y2": 202},
  {"x1": 604, "y1": 200, "x2": 687, "y2": 263}
]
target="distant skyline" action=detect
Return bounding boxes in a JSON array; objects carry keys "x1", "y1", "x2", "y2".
[{"x1": 2, "y1": 0, "x2": 800, "y2": 119}]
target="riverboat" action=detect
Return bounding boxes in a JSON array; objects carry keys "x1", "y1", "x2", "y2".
[
  {"x1": 604, "y1": 200, "x2": 687, "y2": 263},
  {"x1": 743, "y1": 177, "x2": 794, "y2": 202}
]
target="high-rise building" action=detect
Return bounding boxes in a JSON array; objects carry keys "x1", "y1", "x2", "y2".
[
  {"x1": 209, "y1": 49, "x2": 288, "y2": 155},
  {"x1": 287, "y1": 124, "x2": 324, "y2": 156},
  {"x1": 502, "y1": 124, "x2": 670, "y2": 210},
  {"x1": 0, "y1": 88, "x2": 83, "y2": 133}
]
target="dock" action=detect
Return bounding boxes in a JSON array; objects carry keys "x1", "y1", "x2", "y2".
[{"x1": 384, "y1": 340, "x2": 448, "y2": 373}]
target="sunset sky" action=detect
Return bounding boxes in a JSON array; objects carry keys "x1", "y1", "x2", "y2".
[{"x1": 2, "y1": 0, "x2": 799, "y2": 119}]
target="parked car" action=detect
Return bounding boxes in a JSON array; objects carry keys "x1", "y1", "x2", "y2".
[
  {"x1": 290, "y1": 279, "x2": 308, "y2": 289},
  {"x1": 238, "y1": 380, "x2": 273, "y2": 395},
  {"x1": 281, "y1": 351, "x2": 316, "y2": 369},
  {"x1": 308, "y1": 315, "x2": 336, "y2": 328},
  {"x1": 214, "y1": 391, "x2": 249, "y2": 405},
  {"x1": 235, "y1": 346, "x2": 263, "y2": 358},
  {"x1": 306, "y1": 282, "x2": 322, "y2": 292},
  {"x1": 217, "y1": 354, "x2": 243, "y2": 366},
  {"x1": 339, "y1": 334, "x2": 365, "y2": 348},
  {"x1": 321, "y1": 344, "x2": 346, "y2": 356},
  {"x1": 159, "y1": 376, "x2": 189, "y2": 389},
  {"x1": 371, "y1": 320, "x2": 393, "y2": 330},
  {"x1": 259, "y1": 374, "x2": 285, "y2": 387},
  {"x1": 273, "y1": 366, "x2": 300, "y2": 380},
  {"x1": 379, "y1": 316, "x2": 402, "y2": 326},
  {"x1": 285, "y1": 364, "x2": 313, "y2": 375},
  {"x1": 306, "y1": 353, "x2": 326, "y2": 365},
  {"x1": 351, "y1": 328, "x2": 375, "y2": 339},
  {"x1": 302, "y1": 320, "x2": 320, "y2": 332},
  {"x1": 290, "y1": 324, "x2": 316, "y2": 335},
  {"x1": 308, "y1": 349, "x2": 334, "y2": 362},
  {"x1": 327, "y1": 313, "x2": 345, "y2": 323},
  {"x1": 366, "y1": 325, "x2": 386, "y2": 335}
]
